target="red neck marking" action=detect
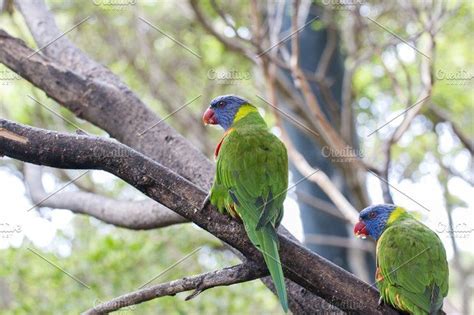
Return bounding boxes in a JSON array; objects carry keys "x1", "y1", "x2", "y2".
[{"x1": 214, "y1": 128, "x2": 234, "y2": 159}]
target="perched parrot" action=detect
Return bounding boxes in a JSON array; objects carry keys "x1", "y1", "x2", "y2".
[
  {"x1": 202, "y1": 95, "x2": 289, "y2": 312},
  {"x1": 354, "y1": 204, "x2": 449, "y2": 315}
]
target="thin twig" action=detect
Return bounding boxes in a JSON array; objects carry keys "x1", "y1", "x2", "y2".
[
  {"x1": 430, "y1": 105, "x2": 473, "y2": 154},
  {"x1": 83, "y1": 263, "x2": 265, "y2": 314}
]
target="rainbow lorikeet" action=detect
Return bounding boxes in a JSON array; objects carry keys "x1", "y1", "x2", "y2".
[
  {"x1": 354, "y1": 204, "x2": 449, "y2": 315},
  {"x1": 202, "y1": 95, "x2": 289, "y2": 312}
]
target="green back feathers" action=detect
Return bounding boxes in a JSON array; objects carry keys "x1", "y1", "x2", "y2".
[{"x1": 377, "y1": 212, "x2": 449, "y2": 315}]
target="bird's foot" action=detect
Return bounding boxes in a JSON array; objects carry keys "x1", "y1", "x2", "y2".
[{"x1": 200, "y1": 193, "x2": 211, "y2": 210}]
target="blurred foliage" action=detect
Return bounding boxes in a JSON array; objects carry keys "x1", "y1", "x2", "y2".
[
  {"x1": 346, "y1": 1, "x2": 473, "y2": 180},
  {"x1": 0, "y1": 219, "x2": 281, "y2": 314}
]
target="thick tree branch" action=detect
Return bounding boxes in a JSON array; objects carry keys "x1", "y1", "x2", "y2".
[
  {"x1": 0, "y1": 119, "x2": 398, "y2": 314},
  {"x1": 84, "y1": 262, "x2": 266, "y2": 314},
  {"x1": 23, "y1": 164, "x2": 186, "y2": 230},
  {"x1": 14, "y1": 0, "x2": 120, "y2": 88},
  {"x1": 0, "y1": 24, "x2": 213, "y2": 191}
]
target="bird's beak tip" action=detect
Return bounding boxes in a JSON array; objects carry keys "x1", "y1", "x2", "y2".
[
  {"x1": 202, "y1": 108, "x2": 217, "y2": 125},
  {"x1": 354, "y1": 220, "x2": 368, "y2": 238}
]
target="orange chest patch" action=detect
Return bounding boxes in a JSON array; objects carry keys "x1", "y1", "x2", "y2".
[
  {"x1": 375, "y1": 267, "x2": 384, "y2": 282},
  {"x1": 214, "y1": 128, "x2": 234, "y2": 159}
]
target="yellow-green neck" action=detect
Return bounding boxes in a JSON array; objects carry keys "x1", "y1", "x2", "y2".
[
  {"x1": 387, "y1": 206, "x2": 407, "y2": 225},
  {"x1": 233, "y1": 104, "x2": 258, "y2": 123}
]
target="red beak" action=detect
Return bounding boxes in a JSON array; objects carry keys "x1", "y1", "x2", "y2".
[
  {"x1": 354, "y1": 220, "x2": 368, "y2": 237},
  {"x1": 202, "y1": 108, "x2": 218, "y2": 125}
]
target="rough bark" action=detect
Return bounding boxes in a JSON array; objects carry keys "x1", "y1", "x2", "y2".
[{"x1": 1, "y1": 12, "x2": 213, "y2": 190}]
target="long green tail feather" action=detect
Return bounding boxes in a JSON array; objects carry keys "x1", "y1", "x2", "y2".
[{"x1": 257, "y1": 226, "x2": 288, "y2": 312}]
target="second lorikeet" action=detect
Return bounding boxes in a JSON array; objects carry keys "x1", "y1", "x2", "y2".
[
  {"x1": 202, "y1": 95, "x2": 289, "y2": 312},
  {"x1": 354, "y1": 204, "x2": 449, "y2": 315}
]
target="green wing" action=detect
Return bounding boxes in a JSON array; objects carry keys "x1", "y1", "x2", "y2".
[
  {"x1": 377, "y1": 218, "x2": 449, "y2": 315},
  {"x1": 211, "y1": 126, "x2": 288, "y2": 311}
]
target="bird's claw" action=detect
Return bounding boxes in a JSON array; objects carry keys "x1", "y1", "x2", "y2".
[
  {"x1": 201, "y1": 193, "x2": 211, "y2": 210},
  {"x1": 378, "y1": 296, "x2": 384, "y2": 307}
]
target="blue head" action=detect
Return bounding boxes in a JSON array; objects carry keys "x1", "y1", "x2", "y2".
[
  {"x1": 354, "y1": 204, "x2": 397, "y2": 240},
  {"x1": 202, "y1": 95, "x2": 249, "y2": 130}
]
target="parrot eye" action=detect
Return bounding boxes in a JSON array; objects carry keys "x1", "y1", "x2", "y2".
[
  {"x1": 218, "y1": 101, "x2": 225, "y2": 107},
  {"x1": 368, "y1": 212, "x2": 377, "y2": 219}
]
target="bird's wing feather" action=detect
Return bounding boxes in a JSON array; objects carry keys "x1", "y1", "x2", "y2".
[{"x1": 216, "y1": 128, "x2": 288, "y2": 227}]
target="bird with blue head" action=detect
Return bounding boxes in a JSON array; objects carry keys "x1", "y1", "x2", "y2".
[
  {"x1": 203, "y1": 95, "x2": 289, "y2": 312},
  {"x1": 354, "y1": 204, "x2": 449, "y2": 315},
  {"x1": 202, "y1": 95, "x2": 250, "y2": 130},
  {"x1": 354, "y1": 204, "x2": 397, "y2": 240}
]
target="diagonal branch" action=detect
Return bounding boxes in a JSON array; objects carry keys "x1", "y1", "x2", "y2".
[
  {"x1": 189, "y1": 0, "x2": 256, "y2": 62},
  {"x1": 83, "y1": 262, "x2": 266, "y2": 315},
  {"x1": 429, "y1": 105, "x2": 473, "y2": 154},
  {"x1": 287, "y1": 1, "x2": 369, "y2": 208},
  {"x1": 14, "y1": 0, "x2": 116, "y2": 84},
  {"x1": 0, "y1": 118, "x2": 398, "y2": 314},
  {"x1": 377, "y1": 32, "x2": 434, "y2": 203},
  {"x1": 285, "y1": 139, "x2": 359, "y2": 225},
  {"x1": 23, "y1": 164, "x2": 186, "y2": 230}
]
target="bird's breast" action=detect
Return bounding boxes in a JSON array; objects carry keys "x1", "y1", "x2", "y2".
[{"x1": 214, "y1": 128, "x2": 234, "y2": 159}]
